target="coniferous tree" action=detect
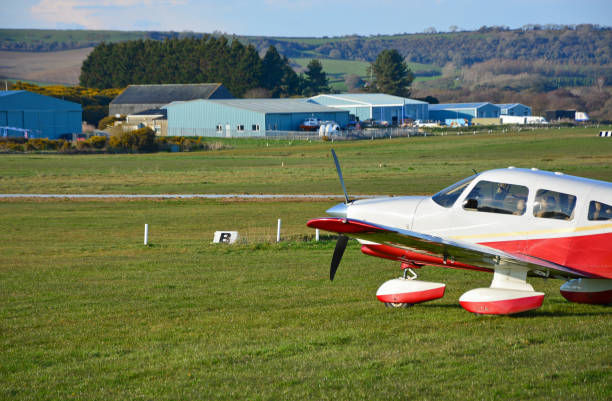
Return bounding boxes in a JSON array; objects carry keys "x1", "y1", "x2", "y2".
[
  {"x1": 261, "y1": 46, "x2": 286, "y2": 97},
  {"x1": 279, "y1": 55, "x2": 301, "y2": 97},
  {"x1": 302, "y1": 59, "x2": 329, "y2": 96},
  {"x1": 80, "y1": 37, "x2": 299, "y2": 97},
  {"x1": 80, "y1": 42, "x2": 115, "y2": 89},
  {"x1": 367, "y1": 49, "x2": 414, "y2": 97},
  {"x1": 232, "y1": 43, "x2": 263, "y2": 97}
]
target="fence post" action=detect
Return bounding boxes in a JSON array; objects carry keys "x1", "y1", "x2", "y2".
[
  {"x1": 144, "y1": 224, "x2": 148, "y2": 245},
  {"x1": 277, "y1": 219, "x2": 281, "y2": 242}
]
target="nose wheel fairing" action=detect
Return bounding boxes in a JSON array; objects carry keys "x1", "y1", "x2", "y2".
[
  {"x1": 376, "y1": 265, "x2": 446, "y2": 307},
  {"x1": 376, "y1": 278, "x2": 446, "y2": 305}
]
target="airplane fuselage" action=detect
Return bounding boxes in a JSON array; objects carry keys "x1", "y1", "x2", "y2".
[{"x1": 334, "y1": 168, "x2": 612, "y2": 279}]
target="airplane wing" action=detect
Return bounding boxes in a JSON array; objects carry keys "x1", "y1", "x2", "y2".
[{"x1": 307, "y1": 217, "x2": 594, "y2": 279}]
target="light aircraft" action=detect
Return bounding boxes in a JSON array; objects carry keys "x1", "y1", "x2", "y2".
[{"x1": 307, "y1": 150, "x2": 612, "y2": 314}]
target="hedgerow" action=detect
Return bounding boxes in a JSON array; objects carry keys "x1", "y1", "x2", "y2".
[{"x1": 0, "y1": 132, "x2": 220, "y2": 154}]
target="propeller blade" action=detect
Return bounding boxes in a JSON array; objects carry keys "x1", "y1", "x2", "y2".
[
  {"x1": 330, "y1": 235, "x2": 349, "y2": 281},
  {"x1": 331, "y1": 149, "x2": 350, "y2": 204}
]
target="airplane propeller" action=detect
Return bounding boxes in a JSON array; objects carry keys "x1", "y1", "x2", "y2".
[
  {"x1": 329, "y1": 149, "x2": 351, "y2": 281},
  {"x1": 331, "y1": 148, "x2": 350, "y2": 204},
  {"x1": 330, "y1": 235, "x2": 348, "y2": 281}
]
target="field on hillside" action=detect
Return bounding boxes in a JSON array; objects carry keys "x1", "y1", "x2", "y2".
[
  {"x1": 0, "y1": 47, "x2": 93, "y2": 85},
  {"x1": 1, "y1": 129, "x2": 611, "y2": 400},
  {"x1": 291, "y1": 58, "x2": 442, "y2": 90}
]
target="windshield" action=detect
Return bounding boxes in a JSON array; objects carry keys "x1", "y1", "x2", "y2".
[{"x1": 432, "y1": 174, "x2": 477, "y2": 208}]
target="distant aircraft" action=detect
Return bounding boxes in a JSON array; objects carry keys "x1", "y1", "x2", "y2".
[{"x1": 307, "y1": 150, "x2": 612, "y2": 314}]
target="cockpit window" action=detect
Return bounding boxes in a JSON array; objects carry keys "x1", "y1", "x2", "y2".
[
  {"x1": 588, "y1": 201, "x2": 612, "y2": 221},
  {"x1": 533, "y1": 189, "x2": 576, "y2": 220},
  {"x1": 462, "y1": 180, "x2": 528, "y2": 215},
  {"x1": 432, "y1": 175, "x2": 476, "y2": 208}
]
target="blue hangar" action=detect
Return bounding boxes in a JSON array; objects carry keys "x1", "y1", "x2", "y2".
[
  {"x1": 0, "y1": 90, "x2": 82, "y2": 139},
  {"x1": 165, "y1": 98, "x2": 349, "y2": 137},
  {"x1": 496, "y1": 103, "x2": 532, "y2": 116},
  {"x1": 428, "y1": 102, "x2": 500, "y2": 122},
  {"x1": 307, "y1": 93, "x2": 429, "y2": 123}
]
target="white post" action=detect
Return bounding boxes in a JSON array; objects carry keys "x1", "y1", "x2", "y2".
[
  {"x1": 316, "y1": 229, "x2": 320, "y2": 242},
  {"x1": 277, "y1": 219, "x2": 281, "y2": 242},
  {"x1": 144, "y1": 224, "x2": 148, "y2": 245}
]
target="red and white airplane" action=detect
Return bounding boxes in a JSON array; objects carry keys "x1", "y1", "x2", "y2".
[{"x1": 307, "y1": 150, "x2": 612, "y2": 315}]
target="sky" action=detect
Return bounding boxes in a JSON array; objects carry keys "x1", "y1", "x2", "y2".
[{"x1": 3, "y1": 0, "x2": 612, "y2": 37}]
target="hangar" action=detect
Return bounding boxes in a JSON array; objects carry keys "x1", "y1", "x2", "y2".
[
  {"x1": 496, "y1": 103, "x2": 532, "y2": 116},
  {"x1": 428, "y1": 102, "x2": 500, "y2": 122},
  {"x1": 109, "y1": 83, "x2": 233, "y2": 116},
  {"x1": 165, "y1": 98, "x2": 349, "y2": 137},
  {"x1": 0, "y1": 90, "x2": 82, "y2": 139},
  {"x1": 308, "y1": 93, "x2": 429, "y2": 124}
]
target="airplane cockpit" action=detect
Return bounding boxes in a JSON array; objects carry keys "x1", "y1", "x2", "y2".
[{"x1": 430, "y1": 169, "x2": 610, "y2": 223}]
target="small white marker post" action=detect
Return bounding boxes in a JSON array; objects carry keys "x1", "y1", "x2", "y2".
[
  {"x1": 315, "y1": 228, "x2": 320, "y2": 242},
  {"x1": 144, "y1": 224, "x2": 149, "y2": 245},
  {"x1": 277, "y1": 219, "x2": 281, "y2": 243}
]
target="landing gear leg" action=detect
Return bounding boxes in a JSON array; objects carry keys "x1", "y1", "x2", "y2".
[{"x1": 403, "y1": 267, "x2": 418, "y2": 280}]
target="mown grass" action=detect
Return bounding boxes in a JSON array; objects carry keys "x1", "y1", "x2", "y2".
[
  {"x1": 0, "y1": 199, "x2": 610, "y2": 400},
  {"x1": 1, "y1": 127, "x2": 612, "y2": 196},
  {"x1": 1, "y1": 129, "x2": 611, "y2": 400}
]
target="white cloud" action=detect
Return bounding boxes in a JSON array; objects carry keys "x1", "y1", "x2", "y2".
[{"x1": 30, "y1": 0, "x2": 185, "y2": 29}]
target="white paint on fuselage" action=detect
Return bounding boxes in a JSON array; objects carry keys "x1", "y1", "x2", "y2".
[
  {"x1": 343, "y1": 168, "x2": 612, "y2": 246},
  {"x1": 348, "y1": 196, "x2": 426, "y2": 230}
]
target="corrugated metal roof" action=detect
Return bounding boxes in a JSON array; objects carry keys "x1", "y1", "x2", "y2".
[
  {"x1": 130, "y1": 108, "x2": 167, "y2": 117},
  {"x1": 429, "y1": 102, "x2": 493, "y2": 110},
  {"x1": 0, "y1": 90, "x2": 81, "y2": 110},
  {"x1": 111, "y1": 83, "x2": 231, "y2": 105},
  {"x1": 0, "y1": 90, "x2": 23, "y2": 97},
  {"x1": 495, "y1": 103, "x2": 531, "y2": 109},
  {"x1": 170, "y1": 98, "x2": 343, "y2": 114},
  {"x1": 310, "y1": 93, "x2": 427, "y2": 106}
]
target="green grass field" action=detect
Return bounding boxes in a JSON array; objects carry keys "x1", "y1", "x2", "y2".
[
  {"x1": 1, "y1": 127, "x2": 612, "y2": 196},
  {"x1": 291, "y1": 58, "x2": 441, "y2": 91},
  {"x1": 0, "y1": 29, "x2": 146, "y2": 46},
  {"x1": 1, "y1": 128, "x2": 611, "y2": 400}
]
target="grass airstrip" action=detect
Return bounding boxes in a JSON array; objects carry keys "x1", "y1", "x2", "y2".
[{"x1": 1, "y1": 127, "x2": 611, "y2": 400}]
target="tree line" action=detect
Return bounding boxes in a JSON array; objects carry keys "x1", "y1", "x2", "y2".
[
  {"x1": 305, "y1": 26, "x2": 612, "y2": 66},
  {"x1": 79, "y1": 37, "x2": 330, "y2": 97},
  {"x1": 6, "y1": 25, "x2": 610, "y2": 68}
]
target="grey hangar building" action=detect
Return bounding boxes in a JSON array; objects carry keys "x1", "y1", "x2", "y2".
[
  {"x1": 110, "y1": 83, "x2": 233, "y2": 116},
  {"x1": 308, "y1": 93, "x2": 429, "y2": 123},
  {"x1": 428, "y1": 102, "x2": 501, "y2": 122}
]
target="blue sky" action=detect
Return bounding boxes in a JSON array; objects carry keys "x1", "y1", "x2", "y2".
[{"x1": 4, "y1": 0, "x2": 612, "y2": 37}]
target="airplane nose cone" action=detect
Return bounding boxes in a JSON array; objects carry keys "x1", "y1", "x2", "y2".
[{"x1": 326, "y1": 202, "x2": 348, "y2": 218}]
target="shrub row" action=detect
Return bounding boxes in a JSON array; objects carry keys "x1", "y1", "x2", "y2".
[{"x1": 0, "y1": 129, "x2": 225, "y2": 154}]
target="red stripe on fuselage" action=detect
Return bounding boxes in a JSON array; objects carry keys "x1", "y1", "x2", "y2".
[{"x1": 482, "y1": 232, "x2": 612, "y2": 279}]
